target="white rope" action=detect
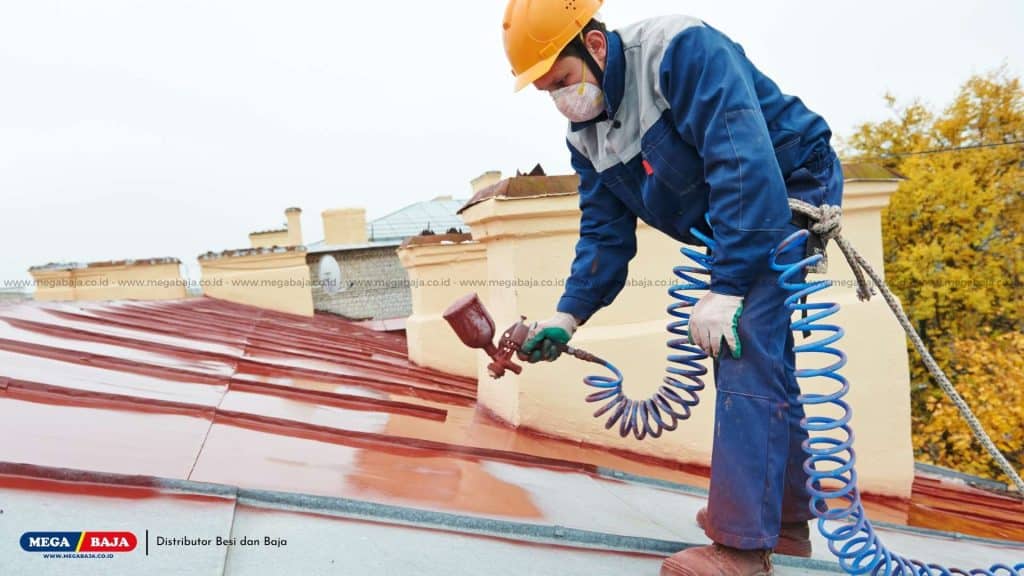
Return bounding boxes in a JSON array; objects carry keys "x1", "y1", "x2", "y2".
[{"x1": 789, "y1": 199, "x2": 1024, "y2": 495}]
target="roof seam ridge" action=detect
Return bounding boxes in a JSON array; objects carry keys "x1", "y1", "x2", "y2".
[
  {"x1": 219, "y1": 489, "x2": 241, "y2": 576},
  {"x1": 233, "y1": 489, "x2": 849, "y2": 572},
  {"x1": 3, "y1": 462, "x2": 1021, "y2": 557}
]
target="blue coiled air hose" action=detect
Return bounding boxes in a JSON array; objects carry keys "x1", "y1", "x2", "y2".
[
  {"x1": 769, "y1": 228, "x2": 1022, "y2": 576},
  {"x1": 577, "y1": 226, "x2": 1022, "y2": 574},
  {"x1": 582, "y1": 226, "x2": 715, "y2": 440}
]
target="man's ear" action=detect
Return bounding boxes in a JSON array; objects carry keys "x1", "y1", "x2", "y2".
[{"x1": 583, "y1": 30, "x2": 607, "y2": 68}]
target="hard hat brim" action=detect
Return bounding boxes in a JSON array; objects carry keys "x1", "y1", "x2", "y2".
[{"x1": 513, "y1": 53, "x2": 559, "y2": 92}]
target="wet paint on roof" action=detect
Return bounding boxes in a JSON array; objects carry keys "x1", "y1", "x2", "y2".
[{"x1": 0, "y1": 297, "x2": 1020, "y2": 573}]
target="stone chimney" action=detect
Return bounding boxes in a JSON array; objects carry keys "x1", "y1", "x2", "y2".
[
  {"x1": 322, "y1": 208, "x2": 367, "y2": 246},
  {"x1": 285, "y1": 207, "x2": 303, "y2": 246},
  {"x1": 397, "y1": 232, "x2": 486, "y2": 378},
  {"x1": 470, "y1": 171, "x2": 502, "y2": 194}
]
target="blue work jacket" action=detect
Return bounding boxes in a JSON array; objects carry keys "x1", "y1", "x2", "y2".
[{"x1": 557, "y1": 16, "x2": 836, "y2": 324}]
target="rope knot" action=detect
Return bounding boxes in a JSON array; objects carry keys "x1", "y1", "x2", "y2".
[
  {"x1": 811, "y1": 204, "x2": 843, "y2": 240},
  {"x1": 787, "y1": 198, "x2": 874, "y2": 301}
]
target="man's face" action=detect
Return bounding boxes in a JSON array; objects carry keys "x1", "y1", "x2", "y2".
[
  {"x1": 532, "y1": 30, "x2": 607, "y2": 93},
  {"x1": 533, "y1": 56, "x2": 593, "y2": 93}
]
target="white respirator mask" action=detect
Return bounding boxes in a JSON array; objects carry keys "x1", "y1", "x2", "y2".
[
  {"x1": 550, "y1": 54, "x2": 605, "y2": 122},
  {"x1": 551, "y1": 82, "x2": 605, "y2": 122}
]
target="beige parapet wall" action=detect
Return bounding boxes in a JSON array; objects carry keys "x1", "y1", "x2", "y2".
[
  {"x1": 398, "y1": 233, "x2": 488, "y2": 378},
  {"x1": 446, "y1": 168, "x2": 914, "y2": 499},
  {"x1": 29, "y1": 258, "x2": 187, "y2": 301},
  {"x1": 198, "y1": 246, "x2": 314, "y2": 317},
  {"x1": 28, "y1": 266, "x2": 76, "y2": 301}
]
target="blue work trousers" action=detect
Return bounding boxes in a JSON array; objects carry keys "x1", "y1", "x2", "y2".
[{"x1": 703, "y1": 151, "x2": 844, "y2": 550}]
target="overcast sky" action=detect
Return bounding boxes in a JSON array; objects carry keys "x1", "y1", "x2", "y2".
[{"x1": 1, "y1": 1, "x2": 1021, "y2": 286}]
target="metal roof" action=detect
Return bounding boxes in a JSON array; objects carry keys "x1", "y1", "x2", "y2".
[
  {"x1": 840, "y1": 161, "x2": 905, "y2": 181},
  {"x1": 366, "y1": 197, "x2": 470, "y2": 242},
  {"x1": 304, "y1": 197, "x2": 470, "y2": 254},
  {"x1": 459, "y1": 174, "x2": 579, "y2": 214},
  {"x1": 0, "y1": 298, "x2": 1020, "y2": 574},
  {"x1": 304, "y1": 239, "x2": 402, "y2": 255}
]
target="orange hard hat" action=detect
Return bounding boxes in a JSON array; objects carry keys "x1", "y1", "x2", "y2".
[{"x1": 502, "y1": 0, "x2": 604, "y2": 92}]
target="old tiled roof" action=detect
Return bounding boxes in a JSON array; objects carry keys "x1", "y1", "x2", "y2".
[
  {"x1": 248, "y1": 227, "x2": 288, "y2": 236},
  {"x1": 27, "y1": 261, "x2": 87, "y2": 272},
  {"x1": 0, "y1": 298, "x2": 1020, "y2": 574},
  {"x1": 459, "y1": 174, "x2": 580, "y2": 214},
  {"x1": 29, "y1": 257, "x2": 181, "y2": 272},
  {"x1": 458, "y1": 163, "x2": 903, "y2": 216},
  {"x1": 840, "y1": 161, "x2": 905, "y2": 180},
  {"x1": 198, "y1": 245, "x2": 306, "y2": 260},
  {"x1": 399, "y1": 232, "x2": 475, "y2": 249}
]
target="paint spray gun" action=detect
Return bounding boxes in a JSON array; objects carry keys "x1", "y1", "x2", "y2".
[
  {"x1": 442, "y1": 293, "x2": 602, "y2": 379},
  {"x1": 444, "y1": 291, "x2": 704, "y2": 440}
]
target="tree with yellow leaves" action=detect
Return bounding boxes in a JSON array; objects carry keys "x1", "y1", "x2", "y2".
[{"x1": 848, "y1": 67, "x2": 1023, "y2": 482}]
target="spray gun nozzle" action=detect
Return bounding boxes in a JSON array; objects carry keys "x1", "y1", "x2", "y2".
[{"x1": 443, "y1": 293, "x2": 528, "y2": 379}]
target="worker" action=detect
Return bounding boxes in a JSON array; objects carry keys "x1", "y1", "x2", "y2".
[{"x1": 503, "y1": 1, "x2": 844, "y2": 574}]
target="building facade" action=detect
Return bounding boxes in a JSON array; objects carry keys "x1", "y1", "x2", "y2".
[{"x1": 307, "y1": 196, "x2": 470, "y2": 321}]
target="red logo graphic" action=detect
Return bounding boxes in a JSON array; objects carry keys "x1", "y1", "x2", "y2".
[{"x1": 78, "y1": 532, "x2": 137, "y2": 553}]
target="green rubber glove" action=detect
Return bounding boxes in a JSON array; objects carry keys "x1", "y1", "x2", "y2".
[
  {"x1": 687, "y1": 292, "x2": 744, "y2": 359},
  {"x1": 519, "y1": 312, "x2": 579, "y2": 363}
]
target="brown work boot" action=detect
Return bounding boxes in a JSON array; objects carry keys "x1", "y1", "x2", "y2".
[
  {"x1": 661, "y1": 543, "x2": 772, "y2": 576},
  {"x1": 696, "y1": 507, "x2": 812, "y2": 558}
]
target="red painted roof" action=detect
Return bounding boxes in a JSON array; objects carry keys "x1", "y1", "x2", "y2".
[{"x1": 0, "y1": 297, "x2": 1020, "y2": 545}]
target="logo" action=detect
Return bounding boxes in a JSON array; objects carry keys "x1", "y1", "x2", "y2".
[{"x1": 20, "y1": 531, "x2": 137, "y2": 553}]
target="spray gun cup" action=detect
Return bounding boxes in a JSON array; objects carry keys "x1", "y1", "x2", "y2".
[{"x1": 443, "y1": 293, "x2": 496, "y2": 349}]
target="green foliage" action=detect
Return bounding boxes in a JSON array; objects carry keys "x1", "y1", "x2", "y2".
[{"x1": 848, "y1": 67, "x2": 1024, "y2": 482}]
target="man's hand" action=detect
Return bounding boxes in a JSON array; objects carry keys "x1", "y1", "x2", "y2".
[
  {"x1": 688, "y1": 292, "x2": 744, "y2": 359},
  {"x1": 518, "y1": 312, "x2": 579, "y2": 363}
]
